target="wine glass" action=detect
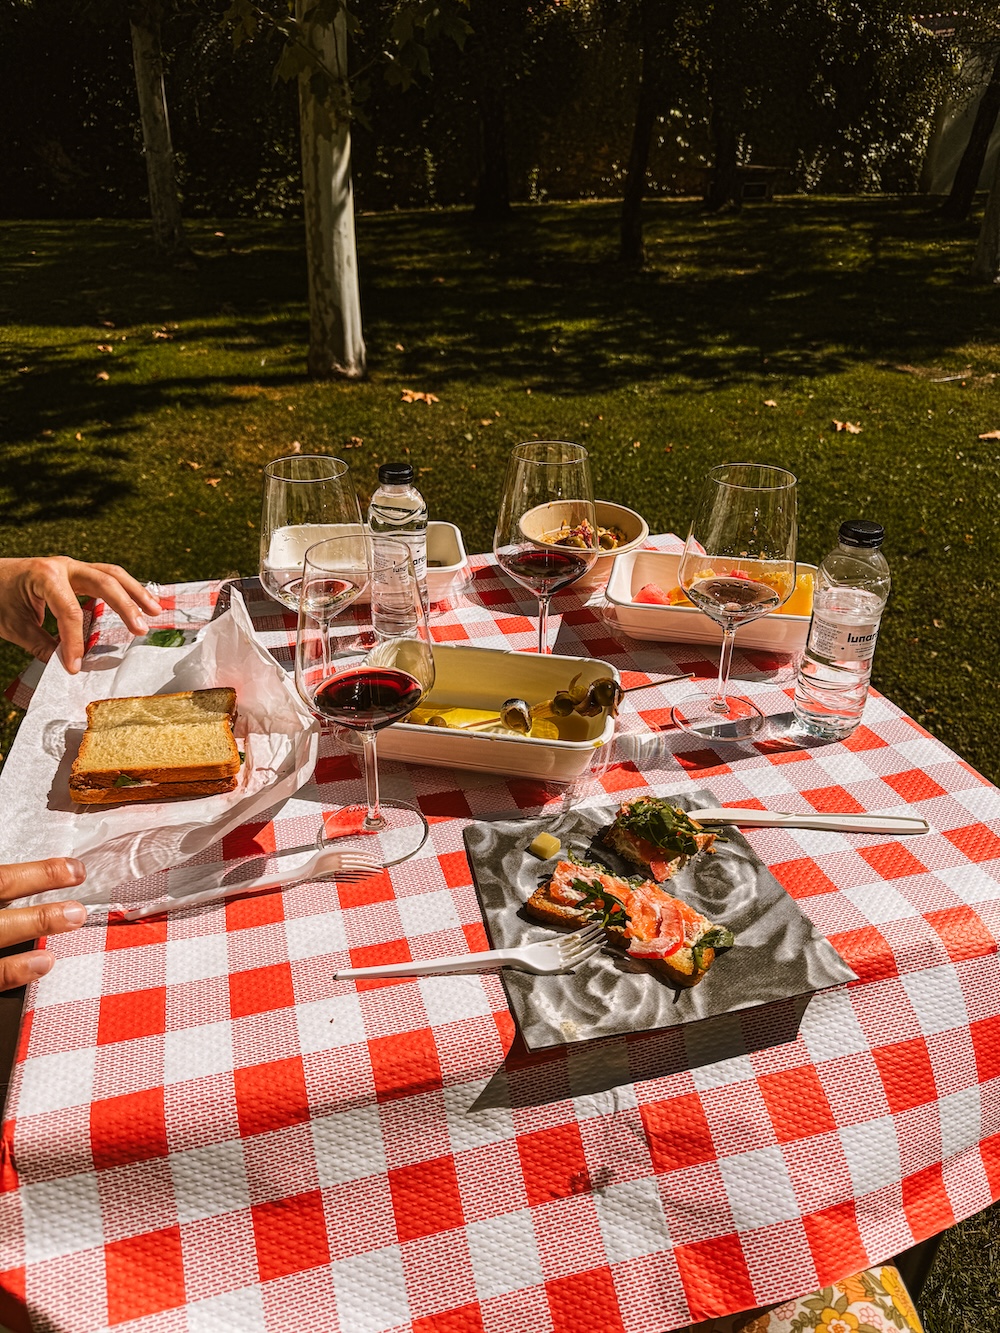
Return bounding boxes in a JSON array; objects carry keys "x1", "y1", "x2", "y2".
[
  {"x1": 260, "y1": 454, "x2": 364, "y2": 609},
  {"x1": 494, "y1": 441, "x2": 598, "y2": 654},
  {"x1": 295, "y1": 535, "x2": 435, "y2": 867},
  {"x1": 671, "y1": 463, "x2": 797, "y2": 741}
]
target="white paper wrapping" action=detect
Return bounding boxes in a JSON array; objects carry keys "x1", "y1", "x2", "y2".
[{"x1": 0, "y1": 591, "x2": 318, "y2": 905}]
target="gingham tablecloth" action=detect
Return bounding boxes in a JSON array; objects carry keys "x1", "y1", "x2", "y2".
[{"x1": 1, "y1": 543, "x2": 999, "y2": 1333}]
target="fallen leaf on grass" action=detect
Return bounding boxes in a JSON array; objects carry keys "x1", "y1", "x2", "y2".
[
  {"x1": 99, "y1": 320, "x2": 115, "y2": 328},
  {"x1": 395, "y1": 343, "x2": 404, "y2": 352},
  {"x1": 977, "y1": 430, "x2": 1000, "y2": 440},
  {"x1": 479, "y1": 418, "x2": 493, "y2": 427},
  {"x1": 401, "y1": 389, "x2": 439, "y2": 405},
  {"x1": 182, "y1": 460, "x2": 201, "y2": 470},
  {"x1": 764, "y1": 399, "x2": 778, "y2": 407},
  {"x1": 96, "y1": 371, "x2": 109, "y2": 382},
  {"x1": 96, "y1": 344, "x2": 113, "y2": 354},
  {"x1": 75, "y1": 432, "x2": 82, "y2": 441},
  {"x1": 344, "y1": 436, "x2": 364, "y2": 449},
  {"x1": 152, "y1": 329, "x2": 172, "y2": 341},
  {"x1": 205, "y1": 478, "x2": 221, "y2": 487},
  {"x1": 833, "y1": 420, "x2": 862, "y2": 434},
  {"x1": 290, "y1": 441, "x2": 302, "y2": 453}
]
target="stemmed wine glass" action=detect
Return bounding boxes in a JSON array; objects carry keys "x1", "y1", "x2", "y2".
[
  {"x1": 494, "y1": 441, "x2": 598, "y2": 654},
  {"x1": 260, "y1": 454, "x2": 364, "y2": 609},
  {"x1": 671, "y1": 463, "x2": 797, "y2": 741},
  {"x1": 295, "y1": 535, "x2": 435, "y2": 867}
]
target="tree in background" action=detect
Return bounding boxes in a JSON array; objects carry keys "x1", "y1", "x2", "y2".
[
  {"x1": 939, "y1": 41, "x2": 1000, "y2": 222},
  {"x1": 127, "y1": 0, "x2": 188, "y2": 257},
  {"x1": 618, "y1": 0, "x2": 691, "y2": 265},
  {"x1": 225, "y1": 0, "x2": 470, "y2": 378}
]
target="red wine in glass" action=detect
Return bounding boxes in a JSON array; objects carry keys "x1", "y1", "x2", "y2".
[
  {"x1": 686, "y1": 576, "x2": 781, "y2": 623},
  {"x1": 313, "y1": 668, "x2": 424, "y2": 731},
  {"x1": 498, "y1": 548, "x2": 591, "y2": 597}
]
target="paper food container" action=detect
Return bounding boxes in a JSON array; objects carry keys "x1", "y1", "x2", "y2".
[
  {"x1": 605, "y1": 549, "x2": 816, "y2": 651},
  {"x1": 377, "y1": 644, "x2": 618, "y2": 781},
  {"x1": 517, "y1": 500, "x2": 649, "y2": 590},
  {"x1": 425, "y1": 521, "x2": 469, "y2": 602}
]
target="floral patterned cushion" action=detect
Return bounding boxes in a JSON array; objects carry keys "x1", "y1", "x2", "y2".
[{"x1": 684, "y1": 1264, "x2": 924, "y2": 1333}]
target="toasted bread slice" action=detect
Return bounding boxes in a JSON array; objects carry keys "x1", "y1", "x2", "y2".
[
  {"x1": 70, "y1": 688, "x2": 240, "y2": 802},
  {"x1": 70, "y1": 777, "x2": 238, "y2": 805},
  {"x1": 525, "y1": 858, "x2": 732, "y2": 987},
  {"x1": 604, "y1": 797, "x2": 718, "y2": 882}
]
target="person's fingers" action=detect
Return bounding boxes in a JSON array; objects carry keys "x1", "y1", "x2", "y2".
[
  {"x1": 61, "y1": 565, "x2": 154, "y2": 642},
  {"x1": 0, "y1": 858, "x2": 86, "y2": 904},
  {"x1": 0, "y1": 901, "x2": 87, "y2": 951},
  {"x1": 0, "y1": 951, "x2": 55, "y2": 992},
  {"x1": 87, "y1": 563, "x2": 162, "y2": 615},
  {"x1": 4, "y1": 618, "x2": 58, "y2": 663},
  {"x1": 30, "y1": 561, "x2": 88, "y2": 671}
]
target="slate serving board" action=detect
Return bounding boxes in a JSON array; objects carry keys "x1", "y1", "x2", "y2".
[{"x1": 463, "y1": 789, "x2": 857, "y2": 1050}]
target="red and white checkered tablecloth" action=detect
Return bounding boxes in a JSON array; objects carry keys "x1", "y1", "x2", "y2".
[{"x1": 1, "y1": 542, "x2": 999, "y2": 1333}]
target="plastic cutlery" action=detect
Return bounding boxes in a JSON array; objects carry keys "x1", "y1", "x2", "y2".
[
  {"x1": 334, "y1": 922, "x2": 605, "y2": 980},
  {"x1": 123, "y1": 848, "x2": 380, "y2": 920},
  {"x1": 690, "y1": 807, "x2": 929, "y2": 835}
]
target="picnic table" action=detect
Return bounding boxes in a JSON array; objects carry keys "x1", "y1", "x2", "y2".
[{"x1": 1, "y1": 537, "x2": 999, "y2": 1333}]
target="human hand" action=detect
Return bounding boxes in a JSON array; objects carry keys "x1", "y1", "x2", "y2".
[
  {"x1": 0, "y1": 859, "x2": 87, "y2": 991},
  {"x1": 0, "y1": 557, "x2": 162, "y2": 673}
]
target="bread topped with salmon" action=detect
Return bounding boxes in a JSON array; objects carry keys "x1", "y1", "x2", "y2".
[
  {"x1": 604, "y1": 796, "x2": 719, "y2": 883},
  {"x1": 525, "y1": 855, "x2": 733, "y2": 987}
]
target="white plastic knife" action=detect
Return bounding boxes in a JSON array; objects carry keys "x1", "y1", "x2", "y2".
[{"x1": 689, "y1": 808, "x2": 929, "y2": 835}]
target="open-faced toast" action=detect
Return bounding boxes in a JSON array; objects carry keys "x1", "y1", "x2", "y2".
[
  {"x1": 604, "y1": 796, "x2": 719, "y2": 882},
  {"x1": 525, "y1": 855, "x2": 733, "y2": 987}
]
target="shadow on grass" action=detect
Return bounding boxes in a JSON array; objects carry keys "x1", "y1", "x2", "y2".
[{"x1": 0, "y1": 198, "x2": 990, "y2": 525}]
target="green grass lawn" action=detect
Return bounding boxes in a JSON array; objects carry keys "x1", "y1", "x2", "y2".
[{"x1": 1, "y1": 196, "x2": 999, "y2": 1327}]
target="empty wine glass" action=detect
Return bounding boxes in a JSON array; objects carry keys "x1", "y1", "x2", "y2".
[
  {"x1": 260, "y1": 455, "x2": 364, "y2": 609},
  {"x1": 671, "y1": 463, "x2": 797, "y2": 740},
  {"x1": 494, "y1": 441, "x2": 598, "y2": 654},
  {"x1": 295, "y1": 535, "x2": 435, "y2": 867}
]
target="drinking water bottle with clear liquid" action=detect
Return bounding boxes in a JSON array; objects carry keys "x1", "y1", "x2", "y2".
[
  {"x1": 368, "y1": 463, "x2": 429, "y2": 636},
  {"x1": 793, "y1": 520, "x2": 891, "y2": 740}
]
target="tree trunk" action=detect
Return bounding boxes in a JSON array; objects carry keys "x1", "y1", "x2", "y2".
[
  {"x1": 705, "y1": 104, "x2": 741, "y2": 213},
  {"x1": 619, "y1": 52, "x2": 657, "y2": 265},
  {"x1": 474, "y1": 83, "x2": 511, "y2": 220},
  {"x1": 128, "y1": 6, "x2": 187, "y2": 257},
  {"x1": 940, "y1": 46, "x2": 1000, "y2": 222},
  {"x1": 296, "y1": 1, "x2": 366, "y2": 379},
  {"x1": 971, "y1": 142, "x2": 1000, "y2": 282}
]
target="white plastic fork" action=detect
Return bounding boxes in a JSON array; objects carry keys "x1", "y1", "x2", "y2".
[
  {"x1": 333, "y1": 922, "x2": 606, "y2": 981},
  {"x1": 122, "y1": 848, "x2": 381, "y2": 921}
]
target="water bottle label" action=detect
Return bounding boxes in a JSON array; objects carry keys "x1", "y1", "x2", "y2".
[{"x1": 809, "y1": 616, "x2": 880, "y2": 661}]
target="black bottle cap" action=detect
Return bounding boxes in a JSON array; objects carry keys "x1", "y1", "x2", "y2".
[
  {"x1": 839, "y1": 519, "x2": 884, "y2": 548},
  {"x1": 378, "y1": 462, "x2": 414, "y2": 485}
]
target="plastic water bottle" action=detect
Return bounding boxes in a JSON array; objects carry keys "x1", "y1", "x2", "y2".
[
  {"x1": 793, "y1": 520, "x2": 891, "y2": 740},
  {"x1": 368, "y1": 463, "x2": 429, "y2": 634}
]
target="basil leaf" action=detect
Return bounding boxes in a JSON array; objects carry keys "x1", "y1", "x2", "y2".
[
  {"x1": 145, "y1": 628, "x2": 186, "y2": 648},
  {"x1": 113, "y1": 774, "x2": 141, "y2": 788},
  {"x1": 698, "y1": 927, "x2": 735, "y2": 950}
]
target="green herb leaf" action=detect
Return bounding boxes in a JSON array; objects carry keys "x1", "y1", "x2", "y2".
[
  {"x1": 570, "y1": 877, "x2": 628, "y2": 927},
  {"x1": 692, "y1": 926, "x2": 735, "y2": 972},
  {"x1": 614, "y1": 797, "x2": 721, "y2": 860},
  {"x1": 145, "y1": 628, "x2": 186, "y2": 648},
  {"x1": 113, "y1": 774, "x2": 141, "y2": 787}
]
